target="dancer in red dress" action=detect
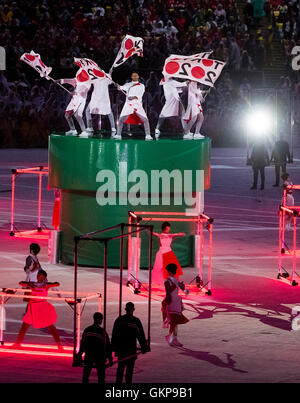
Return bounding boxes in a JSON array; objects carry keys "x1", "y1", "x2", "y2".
[
  {"x1": 13, "y1": 269, "x2": 62, "y2": 350},
  {"x1": 152, "y1": 221, "x2": 185, "y2": 284}
]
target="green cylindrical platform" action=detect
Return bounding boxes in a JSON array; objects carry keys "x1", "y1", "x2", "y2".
[{"x1": 48, "y1": 134, "x2": 211, "y2": 267}]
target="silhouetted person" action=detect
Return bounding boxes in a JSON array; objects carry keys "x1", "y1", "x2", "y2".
[
  {"x1": 111, "y1": 302, "x2": 148, "y2": 383},
  {"x1": 271, "y1": 134, "x2": 291, "y2": 186},
  {"x1": 250, "y1": 140, "x2": 270, "y2": 190},
  {"x1": 76, "y1": 312, "x2": 113, "y2": 383}
]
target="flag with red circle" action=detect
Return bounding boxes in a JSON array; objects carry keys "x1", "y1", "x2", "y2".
[
  {"x1": 163, "y1": 54, "x2": 225, "y2": 87},
  {"x1": 110, "y1": 35, "x2": 144, "y2": 71},
  {"x1": 20, "y1": 50, "x2": 52, "y2": 78},
  {"x1": 74, "y1": 58, "x2": 110, "y2": 84}
]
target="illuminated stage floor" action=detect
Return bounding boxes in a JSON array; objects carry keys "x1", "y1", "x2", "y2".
[{"x1": 1, "y1": 146, "x2": 300, "y2": 383}]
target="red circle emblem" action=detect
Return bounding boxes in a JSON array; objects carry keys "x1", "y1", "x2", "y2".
[
  {"x1": 125, "y1": 39, "x2": 134, "y2": 50},
  {"x1": 165, "y1": 61, "x2": 180, "y2": 75},
  {"x1": 93, "y1": 69, "x2": 105, "y2": 78},
  {"x1": 202, "y1": 59, "x2": 213, "y2": 67},
  {"x1": 191, "y1": 66, "x2": 205, "y2": 79},
  {"x1": 76, "y1": 69, "x2": 90, "y2": 82}
]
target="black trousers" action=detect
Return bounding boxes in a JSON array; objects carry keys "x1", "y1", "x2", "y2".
[
  {"x1": 275, "y1": 163, "x2": 286, "y2": 185},
  {"x1": 252, "y1": 166, "x2": 265, "y2": 188},
  {"x1": 82, "y1": 362, "x2": 106, "y2": 383},
  {"x1": 116, "y1": 357, "x2": 136, "y2": 384}
]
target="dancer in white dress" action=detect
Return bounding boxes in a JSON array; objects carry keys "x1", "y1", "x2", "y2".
[
  {"x1": 58, "y1": 77, "x2": 91, "y2": 137},
  {"x1": 155, "y1": 77, "x2": 187, "y2": 139},
  {"x1": 152, "y1": 222, "x2": 185, "y2": 284},
  {"x1": 114, "y1": 72, "x2": 152, "y2": 140},
  {"x1": 87, "y1": 74, "x2": 116, "y2": 135},
  {"x1": 182, "y1": 81, "x2": 207, "y2": 140}
]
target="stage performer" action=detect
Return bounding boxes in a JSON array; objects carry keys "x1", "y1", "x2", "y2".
[
  {"x1": 182, "y1": 80, "x2": 207, "y2": 140},
  {"x1": 155, "y1": 76, "x2": 187, "y2": 139},
  {"x1": 58, "y1": 77, "x2": 91, "y2": 137},
  {"x1": 24, "y1": 243, "x2": 42, "y2": 282},
  {"x1": 114, "y1": 72, "x2": 153, "y2": 140},
  {"x1": 282, "y1": 172, "x2": 294, "y2": 229},
  {"x1": 13, "y1": 269, "x2": 63, "y2": 350},
  {"x1": 152, "y1": 221, "x2": 185, "y2": 284},
  {"x1": 86, "y1": 74, "x2": 116, "y2": 135},
  {"x1": 111, "y1": 302, "x2": 148, "y2": 384},
  {"x1": 163, "y1": 263, "x2": 189, "y2": 347},
  {"x1": 75, "y1": 312, "x2": 113, "y2": 384}
]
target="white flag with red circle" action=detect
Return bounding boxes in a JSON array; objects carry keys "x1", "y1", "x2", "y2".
[
  {"x1": 74, "y1": 58, "x2": 110, "y2": 84},
  {"x1": 20, "y1": 50, "x2": 52, "y2": 78},
  {"x1": 111, "y1": 35, "x2": 144, "y2": 71},
  {"x1": 163, "y1": 54, "x2": 225, "y2": 87}
]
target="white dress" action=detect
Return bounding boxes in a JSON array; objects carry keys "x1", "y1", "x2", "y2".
[
  {"x1": 62, "y1": 78, "x2": 90, "y2": 117},
  {"x1": 159, "y1": 79, "x2": 186, "y2": 118},
  {"x1": 119, "y1": 81, "x2": 148, "y2": 119},
  {"x1": 88, "y1": 77, "x2": 112, "y2": 115},
  {"x1": 183, "y1": 81, "x2": 204, "y2": 122},
  {"x1": 152, "y1": 233, "x2": 183, "y2": 283}
]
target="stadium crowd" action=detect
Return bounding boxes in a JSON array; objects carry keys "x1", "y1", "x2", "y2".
[{"x1": 0, "y1": 0, "x2": 298, "y2": 147}]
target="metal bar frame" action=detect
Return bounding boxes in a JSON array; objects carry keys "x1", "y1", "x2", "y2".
[{"x1": 73, "y1": 222, "x2": 154, "y2": 364}]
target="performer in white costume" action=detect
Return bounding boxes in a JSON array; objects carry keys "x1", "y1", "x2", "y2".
[
  {"x1": 182, "y1": 81, "x2": 207, "y2": 140},
  {"x1": 86, "y1": 75, "x2": 116, "y2": 135},
  {"x1": 58, "y1": 78, "x2": 91, "y2": 137},
  {"x1": 155, "y1": 77, "x2": 187, "y2": 139},
  {"x1": 114, "y1": 72, "x2": 152, "y2": 140}
]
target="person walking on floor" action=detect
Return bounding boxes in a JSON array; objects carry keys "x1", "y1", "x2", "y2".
[
  {"x1": 111, "y1": 302, "x2": 148, "y2": 383},
  {"x1": 76, "y1": 312, "x2": 113, "y2": 383}
]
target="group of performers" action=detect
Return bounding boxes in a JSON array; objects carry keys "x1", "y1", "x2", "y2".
[{"x1": 59, "y1": 70, "x2": 207, "y2": 141}]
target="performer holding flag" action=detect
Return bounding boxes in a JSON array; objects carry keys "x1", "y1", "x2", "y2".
[
  {"x1": 155, "y1": 76, "x2": 187, "y2": 139},
  {"x1": 87, "y1": 73, "x2": 116, "y2": 135},
  {"x1": 182, "y1": 81, "x2": 208, "y2": 140},
  {"x1": 114, "y1": 72, "x2": 153, "y2": 140},
  {"x1": 162, "y1": 53, "x2": 225, "y2": 140}
]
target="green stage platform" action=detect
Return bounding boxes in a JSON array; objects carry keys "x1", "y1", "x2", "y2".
[{"x1": 48, "y1": 133, "x2": 211, "y2": 267}]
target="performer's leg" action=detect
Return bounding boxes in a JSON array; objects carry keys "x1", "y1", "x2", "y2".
[
  {"x1": 274, "y1": 164, "x2": 280, "y2": 186},
  {"x1": 194, "y1": 112, "x2": 205, "y2": 139},
  {"x1": 251, "y1": 167, "x2": 258, "y2": 189},
  {"x1": 82, "y1": 365, "x2": 93, "y2": 384},
  {"x1": 125, "y1": 359, "x2": 135, "y2": 384},
  {"x1": 116, "y1": 361, "x2": 126, "y2": 383},
  {"x1": 15, "y1": 322, "x2": 30, "y2": 345},
  {"x1": 183, "y1": 115, "x2": 197, "y2": 138},
  {"x1": 136, "y1": 113, "x2": 152, "y2": 139},
  {"x1": 116, "y1": 115, "x2": 128, "y2": 138},
  {"x1": 260, "y1": 167, "x2": 265, "y2": 190},
  {"x1": 108, "y1": 112, "x2": 116, "y2": 132},
  {"x1": 65, "y1": 111, "x2": 77, "y2": 135},
  {"x1": 85, "y1": 107, "x2": 93, "y2": 132},
  {"x1": 96, "y1": 364, "x2": 106, "y2": 383},
  {"x1": 48, "y1": 324, "x2": 62, "y2": 348}
]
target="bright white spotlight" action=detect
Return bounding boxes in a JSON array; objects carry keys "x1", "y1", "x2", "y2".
[{"x1": 246, "y1": 108, "x2": 273, "y2": 136}]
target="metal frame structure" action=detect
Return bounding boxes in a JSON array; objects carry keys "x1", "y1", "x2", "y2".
[
  {"x1": 278, "y1": 184, "x2": 300, "y2": 286},
  {"x1": 128, "y1": 211, "x2": 213, "y2": 295},
  {"x1": 0, "y1": 287, "x2": 101, "y2": 356},
  {"x1": 10, "y1": 166, "x2": 49, "y2": 237},
  {"x1": 74, "y1": 222, "x2": 154, "y2": 364}
]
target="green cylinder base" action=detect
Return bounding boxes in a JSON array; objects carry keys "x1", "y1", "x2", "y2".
[{"x1": 48, "y1": 134, "x2": 211, "y2": 267}]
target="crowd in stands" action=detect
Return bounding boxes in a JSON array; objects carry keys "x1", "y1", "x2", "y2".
[{"x1": 0, "y1": 0, "x2": 298, "y2": 147}]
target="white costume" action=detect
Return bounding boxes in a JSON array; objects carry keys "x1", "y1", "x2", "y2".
[
  {"x1": 155, "y1": 78, "x2": 187, "y2": 138},
  {"x1": 87, "y1": 77, "x2": 116, "y2": 132},
  {"x1": 183, "y1": 81, "x2": 205, "y2": 140},
  {"x1": 115, "y1": 80, "x2": 152, "y2": 140},
  {"x1": 61, "y1": 78, "x2": 91, "y2": 137},
  {"x1": 159, "y1": 78, "x2": 186, "y2": 118},
  {"x1": 119, "y1": 81, "x2": 148, "y2": 120}
]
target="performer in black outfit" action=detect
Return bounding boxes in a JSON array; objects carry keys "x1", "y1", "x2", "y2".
[
  {"x1": 111, "y1": 302, "x2": 148, "y2": 384},
  {"x1": 271, "y1": 134, "x2": 291, "y2": 187},
  {"x1": 76, "y1": 312, "x2": 113, "y2": 383},
  {"x1": 250, "y1": 140, "x2": 270, "y2": 190}
]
